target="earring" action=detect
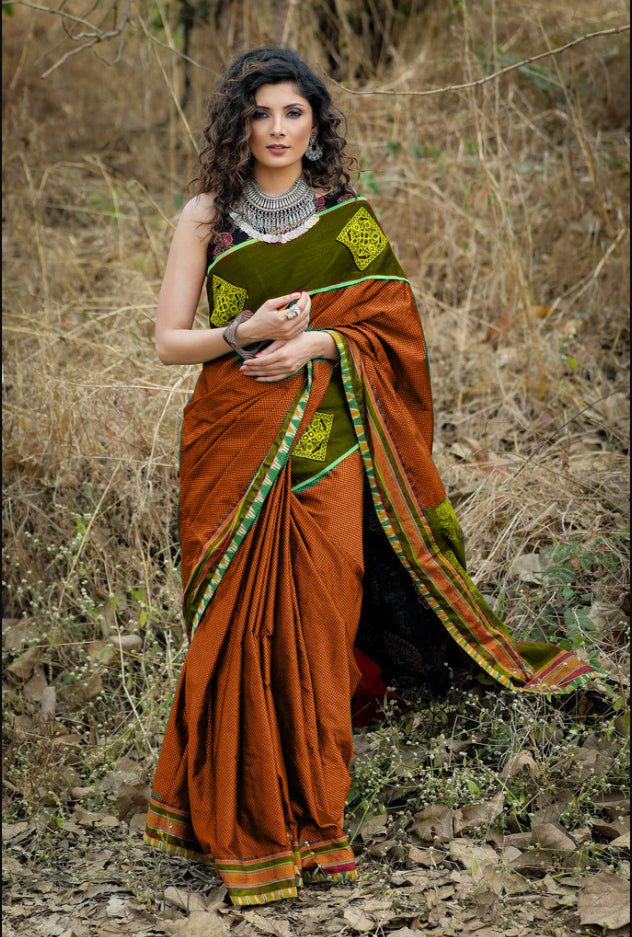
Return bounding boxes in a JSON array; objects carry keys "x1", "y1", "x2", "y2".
[{"x1": 305, "y1": 132, "x2": 324, "y2": 161}]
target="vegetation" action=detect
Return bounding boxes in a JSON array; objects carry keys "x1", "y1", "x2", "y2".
[{"x1": 2, "y1": 1, "x2": 629, "y2": 935}]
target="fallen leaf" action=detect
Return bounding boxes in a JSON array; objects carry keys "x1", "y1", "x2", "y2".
[
  {"x1": 343, "y1": 906, "x2": 375, "y2": 933},
  {"x1": 7, "y1": 645, "x2": 40, "y2": 680},
  {"x1": 453, "y1": 792, "x2": 505, "y2": 834},
  {"x1": 2, "y1": 618, "x2": 39, "y2": 652},
  {"x1": 577, "y1": 872, "x2": 630, "y2": 930},
  {"x1": 448, "y1": 838, "x2": 499, "y2": 880},
  {"x1": 608, "y1": 831, "x2": 631, "y2": 848},
  {"x1": 109, "y1": 634, "x2": 143, "y2": 653},
  {"x1": 502, "y1": 751, "x2": 540, "y2": 779},
  {"x1": 531, "y1": 822, "x2": 577, "y2": 852},
  {"x1": 509, "y1": 848, "x2": 559, "y2": 874},
  {"x1": 412, "y1": 804, "x2": 455, "y2": 842},
  {"x1": 164, "y1": 886, "x2": 206, "y2": 913},
  {"x1": 511, "y1": 553, "x2": 545, "y2": 584},
  {"x1": 116, "y1": 781, "x2": 150, "y2": 822},
  {"x1": 242, "y1": 910, "x2": 294, "y2": 936},
  {"x1": 162, "y1": 910, "x2": 229, "y2": 936},
  {"x1": 358, "y1": 813, "x2": 388, "y2": 842}
]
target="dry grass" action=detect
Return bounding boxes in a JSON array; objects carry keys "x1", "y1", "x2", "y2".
[{"x1": 2, "y1": 0, "x2": 629, "y2": 849}]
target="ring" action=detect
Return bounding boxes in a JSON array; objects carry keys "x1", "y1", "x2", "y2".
[{"x1": 286, "y1": 309, "x2": 299, "y2": 320}]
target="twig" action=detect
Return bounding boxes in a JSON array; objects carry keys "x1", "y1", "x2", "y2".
[
  {"x1": 512, "y1": 388, "x2": 629, "y2": 480},
  {"x1": 328, "y1": 25, "x2": 630, "y2": 97},
  {"x1": 7, "y1": 0, "x2": 131, "y2": 78}
]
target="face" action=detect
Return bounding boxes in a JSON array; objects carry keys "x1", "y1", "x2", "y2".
[{"x1": 248, "y1": 82, "x2": 316, "y2": 179}]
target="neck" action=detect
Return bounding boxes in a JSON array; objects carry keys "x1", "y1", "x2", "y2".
[{"x1": 252, "y1": 167, "x2": 305, "y2": 196}]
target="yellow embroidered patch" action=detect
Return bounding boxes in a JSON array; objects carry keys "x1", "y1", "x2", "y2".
[
  {"x1": 293, "y1": 412, "x2": 335, "y2": 462},
  {"x1": 210, "y1": 275, "x2": 247, "y2": 326},
  {"x1": 435, "y1": 499, "x2": 463, "y2": 546},
  {"x1": 336, "y1": 207, "x2": 388, "y2": 270}
]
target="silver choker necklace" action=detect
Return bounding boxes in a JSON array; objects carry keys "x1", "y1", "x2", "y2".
[{"x1": 229, "y1": 176, "x2": 318, "y2": 243}]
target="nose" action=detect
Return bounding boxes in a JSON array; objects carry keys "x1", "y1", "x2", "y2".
[{"x1": 271, "y1": 114, "x2": 286, "y2": 136}]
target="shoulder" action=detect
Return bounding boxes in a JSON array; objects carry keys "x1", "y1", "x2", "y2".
[
  {"x1": 177, "y1": 193, "x2": 217, "y2": 240},
  {"x1": 313, "y1": 185, "x2": 358, "y2": 212}
]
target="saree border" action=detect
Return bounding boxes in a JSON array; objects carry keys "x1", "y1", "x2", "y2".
[
  {"x1": 331, "y1": 326, "x2": 596, "y2": 694},
  {"x1": 144, "y1": 790, "x2": 356, "y2": 907},
  {"x1": 183, "y1": 364, "x2": 314, "y2": 639}
]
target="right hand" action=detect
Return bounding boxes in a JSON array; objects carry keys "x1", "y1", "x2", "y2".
[{"x1": 236, "y1": 292, "x2": 311, "y2": 345}]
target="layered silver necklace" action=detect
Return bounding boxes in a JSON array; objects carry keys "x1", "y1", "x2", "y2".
[{"x1": 229, "y1": 176, "x2": 318, "y2": 243}]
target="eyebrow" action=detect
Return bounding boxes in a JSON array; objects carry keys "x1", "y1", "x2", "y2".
[{"x1": 253, "y1": 103, "x2": 306, "y2": 110}]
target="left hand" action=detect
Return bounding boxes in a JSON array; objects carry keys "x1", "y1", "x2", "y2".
[{"x1": 240, "y1": 331, "x2": 333, "y2": 382}]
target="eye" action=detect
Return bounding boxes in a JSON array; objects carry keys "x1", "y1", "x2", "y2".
[
  {"x1": 287, "y1": 109, "x2": 303, "y2": 118},
  {"x1": 252, "y1": 110, "x2": 268, "y2": 120}
]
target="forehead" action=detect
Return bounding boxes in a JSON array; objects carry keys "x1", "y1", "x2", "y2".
[{"x1": 253, "y1": 82, "x2": 309, "y2": 107}]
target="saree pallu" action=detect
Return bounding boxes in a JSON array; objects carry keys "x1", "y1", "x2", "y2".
[{"x1": 145, "y1": 196, "x2": 596, "y2": 906}]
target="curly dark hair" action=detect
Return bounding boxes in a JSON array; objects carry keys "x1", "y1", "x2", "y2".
[{"x1": 192, "y1": 47, "x2": 358, "y2": 234}]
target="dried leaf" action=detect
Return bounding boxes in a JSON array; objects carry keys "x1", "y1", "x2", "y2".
[
  {"x1": 164, "y1": 886, "x2": 206, "y2": 913},
  {"x1": 453, "y1": 792, "x2": 505, "y2": 835},
  {"x1": 2, "y1": 618, "x2": 38, "y2": 652},
  {"x1": 116, "y1": 781, "x2": 150, "y2": 822},
  {"x1": 110, "y1": 634, "x2": 143, "y2": 653},
  {"x1": 509, "y1": 848, "x2": 559, "y2": 874},
  {"x1": 511, "y1": 553, "x2": 544, "y2": 584},
  {"x1": 163, "y1": 910, "x2": 229, "y2": 936},
  {"x1": 577, "y1": 872, "x2": 630, "y2": 930},
  {"x1": 412, "y1": 804, "x2": 455, "y2": 842},
  {"x1": 358, "y1": 813, "x2": 388, "y2": 842},
  {"x1": 502, "y1": 751, "x2": 540, "y2": 779},
  {"x1": 448, "y1": 838, "x2": 499, "y2": 880},
  {"x1": 7, "y1": 645, "x2": 40, "y2": 680},
  {"x1": 242, "y1": 910, "x2": 294, "y2": 937},
  {"x1": 531, "y1": 822, "x2": 577, "y2": 852},
  {"x1": 343, "y1": 906, "x2": 375, "y2": 933}
]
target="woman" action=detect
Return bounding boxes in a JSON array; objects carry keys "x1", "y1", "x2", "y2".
[{"x1": 144, "y1": 47, "x2": 595, "y2": 907}]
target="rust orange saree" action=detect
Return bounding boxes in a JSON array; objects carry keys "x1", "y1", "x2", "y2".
[{"x1": 145, "y1": 197, "x2": 596, "y2": 906}]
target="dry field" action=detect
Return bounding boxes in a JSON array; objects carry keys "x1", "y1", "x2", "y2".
[{"x1": 2, "y1": 2, "x2": 630, "y2": 935}]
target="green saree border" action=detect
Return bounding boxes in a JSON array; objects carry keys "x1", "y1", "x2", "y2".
[
  {"x1": 333, "y1": 332, "x2": 593, "y2": 694},
  {"x1": 184, "y1": 364, "x2": 314, "y2": 639}
]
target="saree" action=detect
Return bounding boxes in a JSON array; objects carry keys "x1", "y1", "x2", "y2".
[{"x1": 144, "y1": 196, "x2": 596, "y2": 906}]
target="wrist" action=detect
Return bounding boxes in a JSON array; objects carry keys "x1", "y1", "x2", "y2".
[{"x1": 309, "y1": 329, "x2": 338, "y2": 361}]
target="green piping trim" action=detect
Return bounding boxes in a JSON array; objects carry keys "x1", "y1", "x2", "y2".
[
  {"x1": 308, "y1": 274, "x2": 409, "y2": 296},
  {"x1": 291, "y1": 443, "x2": 360, "y2": 493}
]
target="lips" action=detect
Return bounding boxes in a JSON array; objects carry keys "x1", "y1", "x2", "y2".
[{"x1": 267, "y1": 145, "x2": 289, "y2": 152}]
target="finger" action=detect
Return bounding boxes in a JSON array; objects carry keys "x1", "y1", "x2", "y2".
[{"x1": 267, "y1": 292, "x2": 301, "y2": 311}]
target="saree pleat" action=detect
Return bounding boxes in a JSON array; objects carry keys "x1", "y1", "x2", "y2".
[{"x1": 146, "y1": 449, "x2": 364, "y2": 904}]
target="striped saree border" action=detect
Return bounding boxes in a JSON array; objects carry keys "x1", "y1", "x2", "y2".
[
  {"x1": 144, "y1": 791, "x2": 356, "y2": 906},
  {"x1": 183, "y1": 365, "x2": 314, "y2": 639},
  {"x1": 333, "y1": 328, "x2": 596, "y2": 694},
  {"x1": 144, "y1": 791, "x2": 210, "y2": 864}
]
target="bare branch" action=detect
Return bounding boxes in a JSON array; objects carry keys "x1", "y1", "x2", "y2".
[
  {"x1": 6, "y1": 0, "x2": 131, "y2": 78},
  {"x1": 329, "y1": 24, "x2": 630, "y2": 98}
]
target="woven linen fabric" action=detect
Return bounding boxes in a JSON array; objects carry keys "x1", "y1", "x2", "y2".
[{"x1": 145, "y1": 195, "x2": 597, "y2": 907}]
